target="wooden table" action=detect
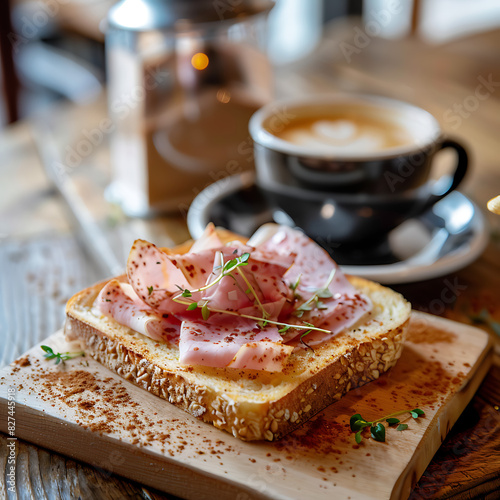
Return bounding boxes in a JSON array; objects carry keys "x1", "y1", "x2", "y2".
[{"x1": 1, "y1": 19, "x2": 499, "y2": 499}]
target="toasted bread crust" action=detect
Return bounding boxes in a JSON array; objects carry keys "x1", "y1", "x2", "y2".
[{"x1": 65, "y1": 272, "x2": 410, "y2": 441}]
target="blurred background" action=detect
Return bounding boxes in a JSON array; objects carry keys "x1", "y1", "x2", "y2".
[{"x1": 2, "y1": 0, "x2": 500, "y2": 127}]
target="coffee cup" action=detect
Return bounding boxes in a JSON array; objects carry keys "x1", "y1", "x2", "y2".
[{"x1": 249, "y1": 94, "x2": 468, "y2": 245}]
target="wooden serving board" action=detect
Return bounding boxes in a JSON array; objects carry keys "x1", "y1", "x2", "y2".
[{"x1": 0, "y1": 312, "x2": 492, "y2": 500}]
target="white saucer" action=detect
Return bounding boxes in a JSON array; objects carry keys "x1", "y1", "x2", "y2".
[{"x1": 187, "y1": 173, "x2": 489, "y2": 285}]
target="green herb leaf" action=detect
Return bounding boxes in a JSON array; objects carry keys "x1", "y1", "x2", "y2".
[
  {"x1": 278, "y1": 325, "x2": 291, "y2": 334},
  {"x1": 317, "y1": 289, "x2": 333, "y2": 299},
  {"x1": 292, "y1": 269, "x2": 336, "y2": 317},
  {"x1": 371, "y1": 423, "x2": 386, "y2": 442},
  {"x1": 350, "y1": 407, "x2": 424, "y2": 445},
  {"x1": 187, "y1": 302, "x2": 198, "y2": 311},
  {"x1": 223, "y1": 259, "x2": 237, "y2": 272},
  {"x1": 350, "y1": 416, "x2": 369, "y2": 432},
  {"x1": 201, "y1": 303, "x2": 210, "y2": 321},
  {"x1": 147, "y1": 285, "x2": 154, "y2": 295},
  {"x1": 297, "y1": 303, "x2": 313, "y2": 312},
  {"x1": 182, "y1": 289, "x2": 192, "y2": 298},
  {"x1": 350, "y1": 413, "x2": 363, "y2": 431},
  {"x1": 290, "y1": 274, "x2": 301, "y2": 292},
  {"x1": 386, "y1": 418, "x2": 400, "y2": 425},
  {"x1": 40, "y1": 345, "x2": 84, "y2": 365},
  {"x1": 240, "y1": 252, "x2": 250, "y2": 263},
  {"x1": 355, "y1": 431, "x2": 363, "y2": 444}
]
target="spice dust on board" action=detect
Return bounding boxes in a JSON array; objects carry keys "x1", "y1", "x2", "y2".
[{"x1": 7, "y1": 358, "x2": 237, "y2": 461}]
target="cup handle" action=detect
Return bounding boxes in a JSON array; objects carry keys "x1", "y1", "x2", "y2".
[{"x1": 421, "y1": 139, "x2": 469, "y2": 209}]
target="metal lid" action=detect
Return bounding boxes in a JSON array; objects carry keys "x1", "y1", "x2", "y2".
[{"x1": 108, "y1": 0, "x2": 274, "y2": 31}]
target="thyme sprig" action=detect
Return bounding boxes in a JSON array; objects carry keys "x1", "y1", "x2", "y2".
[
  {"x1": 41, "y1": 345, "x2": 85, "y2": 365},
  {"x1": 294, "y1": 269, "x2": 336, "y2": 318},
  {"x1": 235, "y1": 266, "x2": 270, "y2": 322},
  {"x1": 171, "y1": 251, "x2": 331, "y2": 339},
  {"x1": 173, "y1": 251, "x2": 255, "y2": 322},
  {"x1": 350, "y1": 408, "x2": 425, "y2": 443},
  {"x1": 173, "y1": 299, "x2": 330, "y2": 336},
  {"x1": 299, "y1": 322, "x2": 316, "y2": 351},
  {"x1": 175, "y1": 251, "x2": 250, "y2": 298},
  {"x1": 289, "y1": 274, "x2": 302, "y2": 300}
]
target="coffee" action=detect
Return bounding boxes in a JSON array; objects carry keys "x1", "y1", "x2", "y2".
[
  {"x1": 267, "y1": 105, "x2": 416, "y2": 155},
  {"x1": 249, "y1": 95, "x2": 469, "y2": 244}
]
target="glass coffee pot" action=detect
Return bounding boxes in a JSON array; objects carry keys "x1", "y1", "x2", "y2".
[{"x1": 106, "y1": 0, "x2": 274, "y2": 216}]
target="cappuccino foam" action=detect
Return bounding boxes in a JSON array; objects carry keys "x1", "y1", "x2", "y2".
[{"x1": 273, "y1": 111, "x2": 415, "y2": 155}]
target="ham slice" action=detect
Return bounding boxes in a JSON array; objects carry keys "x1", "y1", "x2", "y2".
[
  {"x1": 127, "y1": 239, "x2": 255, "y2": 313},
  {"x1": 188, "y1": 222, "x2": 223, "y2": 253},
  {"x1": 252, "y1": 225, "x2": 372, "y2": 342},
  {"x1": 95, "y1": 280, "x2": 180, "y2": 342},
  {"x1": 179, "y1": 315, "x2": 284, "y2": 368},
  {"x1": 127, "y1": 239, "x2": 190, "y2": 308},
  {"x1": 228, "y1": 342, "x2": 294, "y2": 371},
  {"x1": 251, "y1": 225, "x2": 335, "y2": 287}
]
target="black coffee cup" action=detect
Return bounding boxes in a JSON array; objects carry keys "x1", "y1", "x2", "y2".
[{"x1": 249, "y1": 95, "x2": 468, "y2": 244}]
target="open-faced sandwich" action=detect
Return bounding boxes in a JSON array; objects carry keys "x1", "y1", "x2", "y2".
[{"x1": 65, "y1": 224, "x2": 411, "y2": 441}]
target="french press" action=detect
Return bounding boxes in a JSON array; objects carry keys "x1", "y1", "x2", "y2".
[{"x1": 106, "y1": 0, "x2": 274, "y2": 216}]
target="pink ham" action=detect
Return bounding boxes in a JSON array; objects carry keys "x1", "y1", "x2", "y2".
[
  {"x1": 176, "y1": 244, "x2": 251, "y2": 291},
  {"x1": 251, "y1": 225, "x2": 372, "y2": 342},
  {"x1": 188, "y1": 222, "x2": 223, "y2": 253},
  {"x1": 250, "y1": 225, "x2": 335, "y2": 286},
  {"x1": 126, "y1": 240, "x2": 219, "y2": 315},
  {"x1": 179, "y1": 315, "x2": 283, "y2": 368},
  {"x1": 127, "y1": 239, "x2": 191, "y2": 309},
  {"x1": 127, "y1": 239, "x2": 254, "y2": 314},
  {"x1": 228, "y1": 342, "x2": 294, "y2": 371},
  {"x1": 239, "y1": 297, "x2": 287, "y2": 323},
  {"x1": 95, "y1": 280, "x2": 180, "y2": 342}
]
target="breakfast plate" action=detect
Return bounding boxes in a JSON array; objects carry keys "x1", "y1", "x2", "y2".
[{"x1": 187, "y1": 172, "x2": 489, "y2": 284}]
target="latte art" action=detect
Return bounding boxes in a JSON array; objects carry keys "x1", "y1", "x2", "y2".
[{"x1": 274, "y1": 114, "x2": 415, "y2": 154}]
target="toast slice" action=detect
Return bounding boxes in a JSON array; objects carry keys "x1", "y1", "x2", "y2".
[{"x1": 65, "y1": 231, "x2": 411, "y2": 441}]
